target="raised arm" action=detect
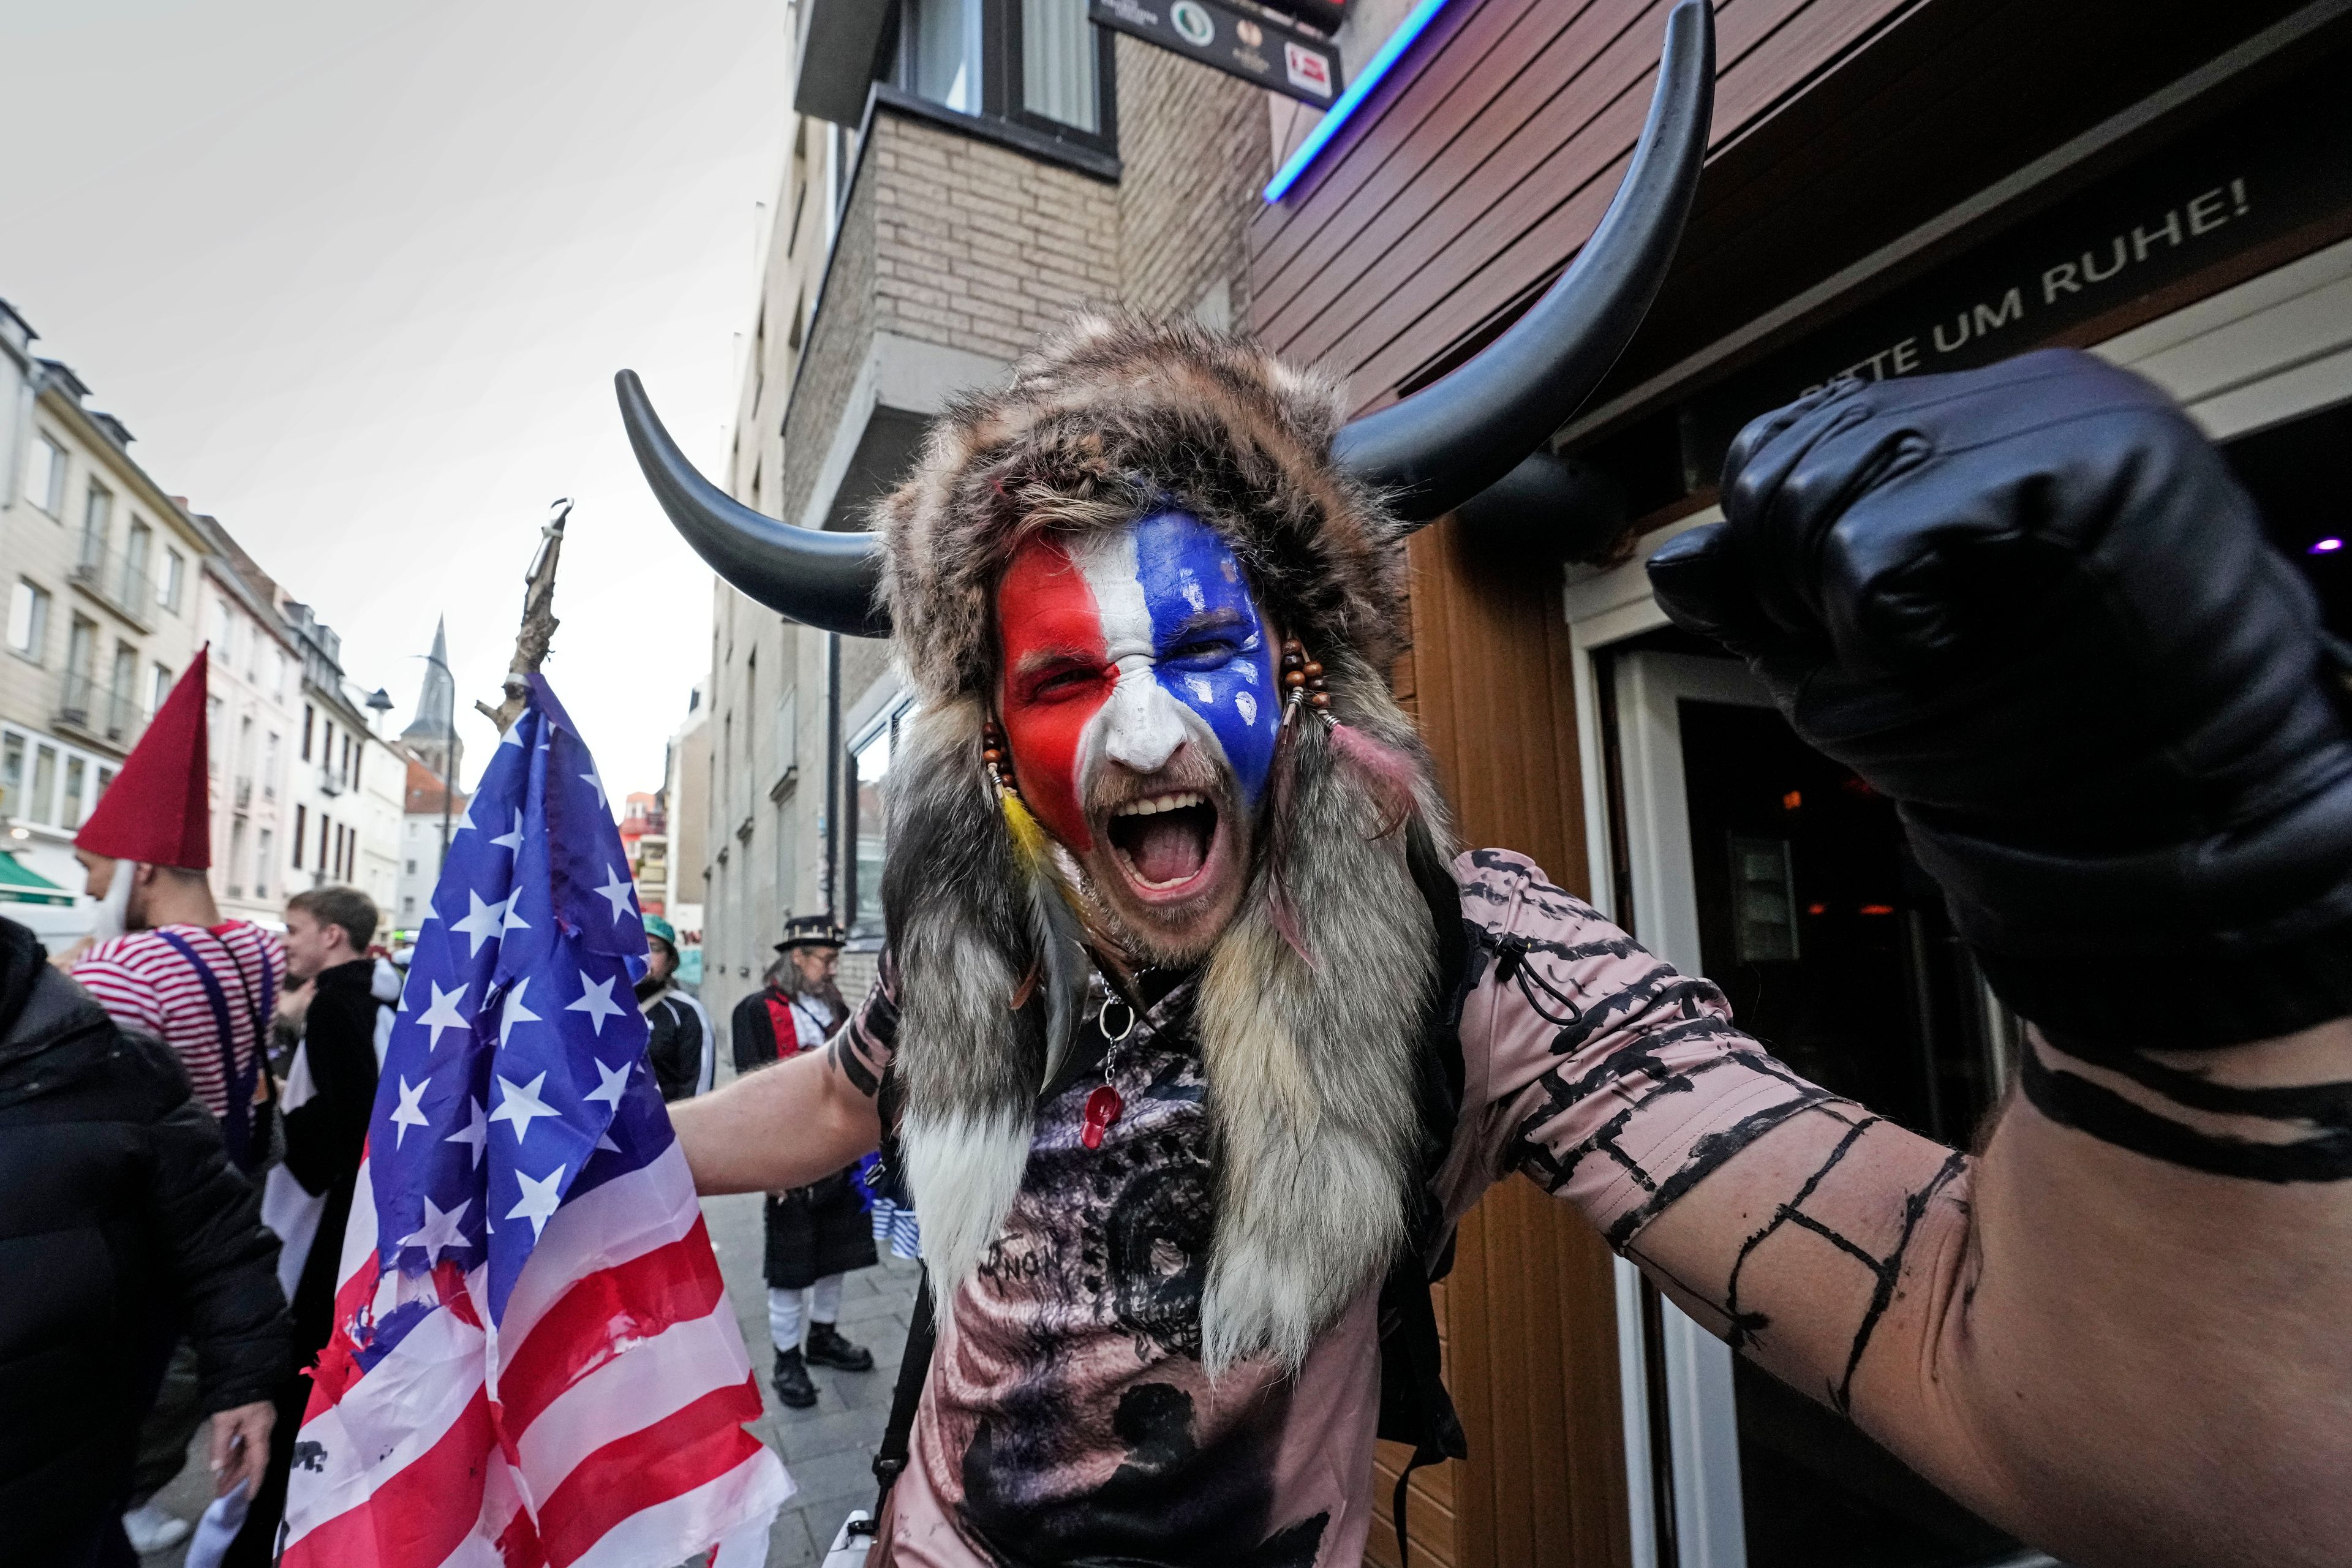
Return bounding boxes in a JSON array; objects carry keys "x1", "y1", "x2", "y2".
[
  {"x1": 1506, "y1": 353, "x2": 2352, "y2": 1568},
  {"x1": 676, "y1": 962, "x2": 896, "y2": 1194}
]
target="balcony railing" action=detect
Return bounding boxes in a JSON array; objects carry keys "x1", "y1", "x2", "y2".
[
  {"x1": 318, "y1": 766, "x2": 345, "y2": 797},
  {"x1": 56, "y1": 673, "x2": 143, "y2": 749},
  {"x1": 67, "y1": 549, "x2": 154, "y2": 627}
]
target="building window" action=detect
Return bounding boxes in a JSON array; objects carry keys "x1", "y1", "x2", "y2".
[
  {"x1": 30, "y1": 743, "x2": 57, "y2": 823},
  {"x1": 301, "y1": 704, "x2": 314, "y2": 761},
  {"x1": 894, "y1": 0, "x2": 1116, "y2": 155},
  {"x1": 846, "y1": 715, "x2": 905, "y2": 939},
  {"x1": 157, "y1": 548, "x2": 185, "y2": 614},
  {"x1": 405, "y1": 858, "x2": 417, "y2": 875},
  {"x1": 295, "y1": 804, "x2": 307, "y2": 867},
  {"x1": 228, "y1": 820, "x2": 247, "y2": 899},
  {"x1": 7, "y1": 581, "x2": 50, "y2": 662},
  {"x1": 61, "y1": 756, "x2": 85, "y2": 830},
  {"x1": 209, "y1": 596, "x2": 231, "y2": 652},
  {"x1": 94, "y1": 765, "x2": 113, "y2": 807},
  {"x1": 1020, "y1": 0, "x2": 1098, "y2": 132},
  {"x1": 0, "y1": 733, "x2": 21, "y2": 819},
  {"x1": 120, "y1": 519, "x2": 153, "y2": 608},
  {"x1": 255, "y1": 829, "x2": 273, "y2": 897},
  {"x1": 24, "y1": 431, "x2": 65, "y2": 515},
  {"x1": 80, "y1": 484, "x2": 111, "y2": 570},
  {"x1": 150, "y1": 662, "x2": 172, "y2": 716},
  {"x1": 263, "y1": 731, "x2": 281, "y2": 797}
]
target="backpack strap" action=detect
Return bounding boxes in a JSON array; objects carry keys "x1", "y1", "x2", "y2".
[{"x1": 851, "y1": 1266, "x2": 938, "y2": 1539}]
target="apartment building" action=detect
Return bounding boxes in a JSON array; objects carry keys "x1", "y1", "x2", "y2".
[
  {"x1": 698, "y1": 0, "x2": 1273, "y2": 1022},
  {"x1": 281, "y1": 599, "x2": 404, "y2": 921},
  {"x1": 1, "y1": 301, "x2": 210, "y2": 929},
  {"x1": 189, "y1": 519, "x2": 302, "y2": 924}
]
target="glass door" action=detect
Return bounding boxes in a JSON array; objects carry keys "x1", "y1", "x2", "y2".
[{"x1": 1603, "y1": 642, "x2": 2029, "y2": 1568}]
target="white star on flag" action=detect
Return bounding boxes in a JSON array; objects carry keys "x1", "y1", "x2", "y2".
[
  {"x1": 566, "y1": 971, "x2": 626, "y2": 1036},
  {"x1": 450, "y1": 891, "x2": 510, "y2": 956},
  {"x1": 491, "y1": 809, "x2": 525, "y2": 853},
  {"x1": 489, "y1": 1071, "x2": 559, "y2": 1144},
  {"x1": 508, "y1": 1163, "x2": 566, "y2": 1239},
  {"x1": 593, "y1": 865, "x2": 636, "y2": 923},
  {"x1": 445, "y1": 1096, "x2": 488, "y2": 1168},
  {"x1": 453, "y1": 792, "x2": 481, "y2": 834},
  {"x1": 502, "y1": 896, "x2": 532, "y2": 934},
  {"x1": 580, "y1": 769, "x2": 606, "y2": 808},
  {"x1": 584, "y1": 1057, "x2": 631, "y2": 1110},
  {"x1": 497, "y1": 979, "x2": 541, "y2": 1048},
  {"x1": 388, "y1": 1076, "x2": 431, "y2": 1147},
  {"x1": 416, "y1": 981, "x2": 469, "y2": 1051},
  {"x1": 398, "y1": 1196, "x2": 473, "y2": 1265}
]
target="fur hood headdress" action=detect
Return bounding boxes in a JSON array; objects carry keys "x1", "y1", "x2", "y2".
[
  {"x1": 875, "y1": 315, "x2": 1454, "y2": 1372},
  {"x1": 612, "y1": 5, "x2": 1716, "y2": 1368}
]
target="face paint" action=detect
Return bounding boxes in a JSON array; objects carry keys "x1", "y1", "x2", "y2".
[{"x1": 995, "y1": 512, "x2": 1281, "y2": 852}]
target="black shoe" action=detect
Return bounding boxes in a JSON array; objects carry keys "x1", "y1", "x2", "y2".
[
  {"x1": 771, "y1": 1347, "x2": 818, "y2": 1408},
  {"x1": 804, "y1": 1321, "x2": 875, "y2": 1372}
]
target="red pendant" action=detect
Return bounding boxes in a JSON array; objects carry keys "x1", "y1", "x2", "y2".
[{"x1": 1080, "y1": 1083, "x2": 1125, "y2": 1150}]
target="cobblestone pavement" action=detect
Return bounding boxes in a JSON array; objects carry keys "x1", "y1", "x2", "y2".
[{"x1": 704, "y1": 1189, "x2": 922, "y2": 1567}]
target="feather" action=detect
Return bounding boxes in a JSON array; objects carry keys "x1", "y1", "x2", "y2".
[
  {"x1": 1328, "y1": 720, "x2": 1419, "y2": 840},
  {"x1": 1001, "y1": 787, "x2": 1090, "y2": 1090}
]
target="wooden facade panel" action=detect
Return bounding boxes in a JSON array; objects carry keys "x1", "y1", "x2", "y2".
[
  {"x1": 1259, "y1": 0, "x2": 1687, "y2": 356},
  {"x1": 1376, "y1": 517, "x2": 1623, "y2": 1567},
  {"x1": 1250, "y1": 0, "x2": 1546, "y2": 301},
  {"x1": 1251, "y1": 0, "x2": 1912, "y2": 413}
]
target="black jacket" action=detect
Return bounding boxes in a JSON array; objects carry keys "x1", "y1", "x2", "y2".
[
  {"x1": 641, "y1": 987, "x2": 706, "y2": 1102},
  {"x1": 0, "y1": 917, "x2": 290, "y2": 1556},
  {"x1": 281, "y1": 959, "x2": 382, "y2": 1354}
]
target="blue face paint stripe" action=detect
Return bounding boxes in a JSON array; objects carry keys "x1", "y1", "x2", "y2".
[{"x1": 1130, "y1": 511, "x2": 1281, "y2": 806}]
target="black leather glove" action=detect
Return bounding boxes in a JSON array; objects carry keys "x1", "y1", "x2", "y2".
[{"x1": 1648, "y1": 349, "x2": 2352, "y2": 1051}]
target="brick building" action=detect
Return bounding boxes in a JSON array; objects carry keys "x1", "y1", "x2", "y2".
[{"x1": 698, "y1": 0, "x2": 1277, "y2": 1021}]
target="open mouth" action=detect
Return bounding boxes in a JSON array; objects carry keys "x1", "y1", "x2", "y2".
[{"x1": 1106, "y1": 790, "x2": 1220, "y2": 893}]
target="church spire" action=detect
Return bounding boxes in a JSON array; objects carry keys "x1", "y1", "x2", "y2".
[{"x1": 401, "y1": 617, "x2": 462, "y2": 783}]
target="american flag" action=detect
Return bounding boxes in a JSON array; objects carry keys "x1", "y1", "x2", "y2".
[{"x1": 282, "y1": 677, "x2": 790, "y2": 1567}]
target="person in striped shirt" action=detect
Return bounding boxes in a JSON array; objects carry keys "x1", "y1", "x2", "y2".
[{"x1": 53, "y1": 649, "x2": 292, "y2": 1555}]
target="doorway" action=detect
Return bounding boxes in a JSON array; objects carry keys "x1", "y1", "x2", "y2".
[{"x1": 1599, "y1": 636, "x2": 2021, "y2": 1568}]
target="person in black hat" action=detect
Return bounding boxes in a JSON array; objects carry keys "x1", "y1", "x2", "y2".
[{"x1": 729, "y1": 914, "x2": 877, "y2": 1408}]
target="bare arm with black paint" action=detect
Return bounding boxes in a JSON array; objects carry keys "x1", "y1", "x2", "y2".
[
  {"x1": 1491, "y1": 352, "x2": 2352, "y2": 1566},
  {"x1": 1465, "y1": 856, "x2": 2352, "y2": 1568},
  {"x1": 676, "y1": 959, "x2": 897, "y2": 1194}
]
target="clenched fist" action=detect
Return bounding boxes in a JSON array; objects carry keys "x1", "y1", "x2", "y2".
[{"x1": 1648, "y1": 349, "x2": 2352, "y2": 1050}]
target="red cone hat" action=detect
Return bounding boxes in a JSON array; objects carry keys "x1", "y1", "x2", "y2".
[{"x1": 77, "y1": 646, "x2": 211, "y2": 869}]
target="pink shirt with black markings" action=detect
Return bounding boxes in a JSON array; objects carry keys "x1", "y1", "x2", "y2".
[{"x1": 854, "y1": 850, "x2": 1831, "y2": 1567}]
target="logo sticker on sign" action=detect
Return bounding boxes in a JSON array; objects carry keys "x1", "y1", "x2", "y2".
[
  {"x1": 1170, "y1": 1, "x2": 1216, "y2": 45},
  {"x1": 1284, "y1": 40, "x2": 1333, "y2": 97}
]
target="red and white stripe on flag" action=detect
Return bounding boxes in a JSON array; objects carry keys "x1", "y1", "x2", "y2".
[{"x1": 282, "y1": 1140, "x2": 792, "y2": 1567}]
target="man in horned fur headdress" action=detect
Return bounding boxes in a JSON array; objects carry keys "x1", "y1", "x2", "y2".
[
  {"x1": 643, "y1": 11, "x2": 2352, "y2": 1564},
  {"x1": 660, "y1": 321, "x2": 2352, "y2": 1568}
]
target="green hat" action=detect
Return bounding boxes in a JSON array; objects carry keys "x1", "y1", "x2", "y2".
[{"x1": 643, "y1": 913, "x2": 677, "y2": 947}]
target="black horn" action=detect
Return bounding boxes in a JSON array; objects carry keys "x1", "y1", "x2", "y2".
[
  {"x1": 1333, "y1": 0, "x2": 1714, "y2": 524},
  {"x1": 615, "y1": 369, "x2": 890, "y2": 638}
]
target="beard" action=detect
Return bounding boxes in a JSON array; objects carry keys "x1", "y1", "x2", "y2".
[
  {"x1": 1070, "y1": 749, "x2": 1252, "y2": 968},
  {"x1": 88, "y1": 859, "x2": 134, "y2": 943}
]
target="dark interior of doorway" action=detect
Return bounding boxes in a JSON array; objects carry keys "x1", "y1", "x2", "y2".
[
  {"x1": 1679, "y1": 697, "x2": 2016, "y2": 1568},
  {"x1": 2223, "y1": 396, "x2": 2352, "y2": 637}
]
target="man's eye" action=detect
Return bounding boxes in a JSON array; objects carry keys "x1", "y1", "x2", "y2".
[{"x1": 1029, "y1": 668, "x2": 1098, "y2": 699}]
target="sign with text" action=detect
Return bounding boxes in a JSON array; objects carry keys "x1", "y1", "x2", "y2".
[
  {"x1": 1678, "y1": 85, "x2": 2352, "y2": 479},
  {"x1": 1090, "y1": 0, "x2": 1344, "y2": 106}
]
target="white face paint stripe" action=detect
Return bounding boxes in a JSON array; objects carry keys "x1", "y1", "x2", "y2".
[{"x1": 1070, "y1": 530, "x2": 1191, "y2": 777}]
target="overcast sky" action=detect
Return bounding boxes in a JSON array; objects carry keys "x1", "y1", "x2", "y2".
[{"x1": 0, "y1": 0, "x2": 791, "y2": 801}]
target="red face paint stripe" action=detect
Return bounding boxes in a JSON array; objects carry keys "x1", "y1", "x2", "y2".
[{"x1": 997, "y1": 537, "x2": 1110, "y2": 850}]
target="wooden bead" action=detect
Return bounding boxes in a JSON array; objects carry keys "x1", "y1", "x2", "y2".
[
  {"x1": 1302, "y1": 660, "x2": 1324, "y2": 680},
  {"x1": 1309, "y1": 692, "x2": 1330, "y2": 709},
  {"x1": 982, "y1": 748, "x2": 1003, "y2": 764},
  {"x1": 1283, "y1": 669, "x2": 1306, "y2": 688}
]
